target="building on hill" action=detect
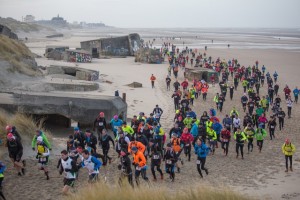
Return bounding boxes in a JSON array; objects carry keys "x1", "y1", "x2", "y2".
[
  {"x1": 35, "y1": 14, "x2": 68, "y2": 27},
  {"x1": 24, "y1": 15, "x2": 35, "y2": 23}
]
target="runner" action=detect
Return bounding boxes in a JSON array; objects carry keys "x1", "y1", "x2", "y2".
[
  {"x1": 35, "y1": 136, "x2": 50, "y2": 180},
  {"x1": 118, "y1": 150, "x2": 133, "y2": 187},
  {"x1": 153, "y1": 104, "x2": 164, "y2": 124},
  {"x1": 234, "y1": 127, "x2": 248, "y2": 159},
  {"x1": 80, "y1": 149, "x2": 102, "y2": 183},
  {"x1": 277, "y1": 107, "x2": 286, "y2": 130},
  {"x1": 32, "y1": 130, "x2": 51, "y2": 151},
  {"x1": 286, "y1": 96, "x2": 293, "y2": 118},
  {"x1": 73, "y1": 127, "x2": 85, "y2": 149},
  {"x1": 84, "y1": 129, "x2": 98, "y2": 153},
  {"x1": 110, "y1": 115, "x2": 123, "y2": 138},
  {"x1": 166, "y1": 75, "x2": 171, "y2": 91},
  {"x1": 6, "y1": 133, "x2": 25, "y2": 176},
  {"x1": 220, "y1": 127, "x2": 231, "y2": 156},
  {"x1": 267, "y1": 116, "x2": 277, "y2": 140},
  {"x1": 282, "y1": 139, "x2": 296, "y2": 172},
  {"x1": 150, "y1": 74, "x2": 156, "y2": 88},
  {"x1": 93, "y1": 112, "x2": 107, "y2": 140},
  {"x1": 163, "y1": 143, "x2": 177, "y2": 182},
  {"x1": 180, "y1": 128, "x2": 194, "y2": 161},
  {"x1": 255, "y1": 124, "x2": 267, "y2": 153},
  {"x1": 244, "y1": 124, "x2": 255, "y2": 153},
  {"x1": 59, "y1": 150, "x2": 78, "y2": 195},
  {"x1": 131, "y1": 146, "x2": 149, "y2": 185},
  {"x1": 5, "y1": 125, "x2": 21, "y2": 141},
  {"x1": 194, "y1": 139, "x2": 210, "y2": 178},
  {"x1": 293, "y1": 86, "x2": 299, "y2": 104},
  {"x1": 150, "y1": 143, "x2": 164, "y2": 181},
  {"x1": 0, "y1": 161, "x2": 6, "y2": 200},
  {"x1": 100, "y1": 129, "x2": 115, "y2": 165},
  {"x1": 207, "y1": 126, "x2": 217, "y2": 155}
]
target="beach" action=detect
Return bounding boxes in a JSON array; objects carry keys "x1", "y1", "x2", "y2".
[{"x1": 1, "y1": 28, "x2": 300, "y2": 200}]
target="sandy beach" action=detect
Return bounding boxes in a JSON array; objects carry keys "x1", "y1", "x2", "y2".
[{"x1": 1, "y1": 28, "x2": 300, "y2": 200}]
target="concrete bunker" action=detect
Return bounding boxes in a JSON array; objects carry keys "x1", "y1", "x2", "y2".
[{"x1": 185, "y1": 68, "x2": 219, "y2": 83}]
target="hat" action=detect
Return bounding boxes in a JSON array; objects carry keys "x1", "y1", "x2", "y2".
[
  {"x1": 7, "y1": 133, "x2": 14, "y2": 140},
  {"x1": 285, "y1": 138, "x2": 290, "y2": 144},
  {"x1": 150, "y1": 113, "x2": 154, "y2": 116},
  {"x1": 37, "y1": 136, "x2": 43, "y2": 143},
  {"x1": 74, "y1": 127, "x2": 79, "y2": 131},
  {"x1": 99, "y1": 112, "x2": 105, "y2": 117},
  {"x1": 5, "y1": 125, "x2": 12, "y2": 132},
  {"x1": 114, "y1": 115, "x2": 118, "y2": 120},
  {"x1": 120, "y1": 151, "x2": 126, "y2": 157},
  {"x1": 131, "y1": 146, "x2": 138, "y2": 152}
]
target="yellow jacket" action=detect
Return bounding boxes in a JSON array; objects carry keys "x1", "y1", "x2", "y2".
[{"x1": 282, "y1": 143, "x2": 296, "y2": 156}]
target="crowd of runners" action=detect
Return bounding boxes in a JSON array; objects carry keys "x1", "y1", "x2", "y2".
[{"x1": 0, "y1": 44, "x2": 298, "y2": 198}]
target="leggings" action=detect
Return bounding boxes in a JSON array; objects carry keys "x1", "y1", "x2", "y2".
[
  {"x1": 119, "y1": 173, "x2": 133, "y2": 187},
  {"x1": 285, "y1": 155, "x2": 293, "y2": 169},
  {"x1": 248, "y1": 138, "x2": 253, "y2": 152},
  {"x1": 279, "y1": 118, "x2": 284, "y2": 130},
  {"x1": 151, "y1": 163, "x2": 163, "y2": 179},
  {"x1": 236, "y1": 143, "x2": 244, "y2": 158},
  {"x1": 269, "y1": 128, "x2": 275, "y2": 140},
  {"x1": 184, "y1": 145, "x2": 191, "y2": 161},
  {"x1": 103, "y1": 148, "x2": 111, "y2": 165},
  {"x1": 165, "y1": 164, "x2": 175, "y2": 180},
  {"x1": 135, "y1": 168, "x2": 148, "y2": 185},
  {"x1": 0, "y1": 177, "x2": 6, "y2": 200},
  {"x1": 257, "y1": 140, "x2": 264, "y2": 152},
  {"x1": 196, "y1": 157, "x2": 207, "y2": 177},
  {"x1": 221, "y1": 142, "x2": 229, "y2": 155}
]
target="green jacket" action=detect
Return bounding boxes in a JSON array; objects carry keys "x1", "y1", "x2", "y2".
[
  {"x1": 207, "y1": 128, "x2": 217, "y2": 141},
  {"x1": 32, "y1": 133, "x2": 51, "y2": 149},
  {"x1": 256, "y1": 107, "x2": 264, "y2": 116},
  {"x1": 183, "y1": 117, "x2": 194, "y2": 129},
  {"x1": 255, "y1": 128, "x2": 267, "y2": 141},
  {"x1": 234, "y1": 131, "x2": 248, "y2": 143}
]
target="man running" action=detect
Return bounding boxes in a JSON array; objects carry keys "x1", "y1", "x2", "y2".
[
  {"x1": 100, "y1": 129, "x2": 115, "y2": 165},
  {"x1": 234, "y1": 128, "x2": 248, "y2": 159},
  {"x1": 163, "y1": 143, "x2": 177, "y2": 182},
  {"x1": 153, "y1": 104, "x2": 163, "y2": 124},
  {"x1": 118, "y1": 151, "x2": 133, "y2": 187},
  {"x1": 35, "y1": 136, "x2": 50, "y2": 180},
  {"x1": 59, "y1": 150, "x2": 78, "y2": 195},
  {"x1": 255, "y1": 125, "x2": 267, "y2": 153},
  {"x1": 6, "y1": 133, "x2": 25, "y2": 176},
  {"x1": 80, "y1": 149, "x2": 102, "y2": 183},
  {"x1": 282, "y1": 139, "x2": 296, "y2": 172},
  {"x1": 131, "y1": 146, "x2": 148, "y2": 185},
  {"x1": 194, "y1": 139, "x2": 210, "y2": 178},
  {"x1": 150, "y1": 74, "x2": 156, "y2": 88}
]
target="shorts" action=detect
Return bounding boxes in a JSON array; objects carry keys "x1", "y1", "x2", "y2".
[
  {"x1": 88, "y1": 174, "x2": 99, "y2": 183},
  {"x1": 38, "y1": 157, "x2": 49, "y2": 165},
  {"x1": 9, "y1": 152, "x2": 22, "y2": 162},
  {"x1": 63, "y1": 178, "x2": 75, "y2": 187}
]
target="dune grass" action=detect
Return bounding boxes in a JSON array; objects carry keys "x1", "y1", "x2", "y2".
[
  {"x1": 0, "y1": 35, "x2": 41, "y2": 76},
  {"x1": 65, "y1": 181, "x2": 251, "y2": 200},
  {"x1": 0, "y1": 109, "x2": 52, "y2": 142}
]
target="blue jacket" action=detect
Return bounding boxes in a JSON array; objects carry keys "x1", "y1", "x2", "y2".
[
  {"x1": 0, "y1": 161, "x2": 6, "y2": 176},
  {"x1": 187, "y1": 111, "x2": 197, "y2": 119},
  {"x1": 222, "y1": 117, "x2": 232, "y2": 127},
  {"x1": 293, "y1": 89, "x2": 299, "y2": 97},
  {"x1": 212, "y1": 123, "x2": 223, "y2": 135},
  {"x1": 190, "y1": 123, "x2": 198, "y2": 138},
  {"x1": 194, "y1": 143, "x2": 210, "y2": 158},
  {"x1": 110, "y1": 119, "x2": 123, "y2": 133}
]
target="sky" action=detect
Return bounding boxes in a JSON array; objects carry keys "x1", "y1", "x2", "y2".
[{"x1": 0, "y1": 0, "x2": 300, "y2": 28}]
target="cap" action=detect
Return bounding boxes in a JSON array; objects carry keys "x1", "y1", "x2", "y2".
[
  {"x1": 99, "y1": 112, "x2": 105, "y2": 117},
  {"x1": 5, "y1": 125, "x2": 12, "y2": 132},
  {"x1": 114, "y1": 115, "x2": 118, "y2": 120},
  {"x1": 74, "y1": 127, "x2": 79, "y2": 131},
  {"x1": 37, "y1": 136, "x2": 43, "y2": 142},
  {"x1": 120, "y1": 151, "x2": 126, "y2": 157},
  {"x1": 183, "y1": 127, "x2": 188, "y2": 132},
  {"x1": 285, "y1": 138, "x2": 290, "y2": 144},
  {"x1": 7, "y1": 133, "x2": 14, "y2": 140}
]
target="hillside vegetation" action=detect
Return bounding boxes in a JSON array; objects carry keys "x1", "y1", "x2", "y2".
[
  {"x1": 0, "y1": 35, "x2": 40, "y2": 76},
  {"x1": 0, "y1": 17, "x2": 53, "y2": 33},
  {"x1": 65, "y1": 181, "x2": 251, "y2": 200}
]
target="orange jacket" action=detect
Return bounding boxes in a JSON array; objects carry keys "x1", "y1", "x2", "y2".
[
  {"x1": 133, "y1": 151, "x2": 146, "y2": 167},
  {"x1": 128, "y1": 141, "x2": 146, "y2": 154},
  {"x1": 150, "y1": 75, "x2": 156, "y2": 81}
]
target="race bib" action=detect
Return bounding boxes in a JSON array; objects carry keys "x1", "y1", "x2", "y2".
[
  {"x1": 40, "y1": 157, "x2": 46, "y2": 162},
  {"x1": 153, "y1": 155, "x2": 160, "y2": 160},
  {"x1": 166, "y1": 160, "x2": 172, "y2": 164},
  {"x1": 99, "y1": 122, "x2": 103, "y2": 126},
  {"x1": 271, "y1": 126, "x2": 274, "y2": 129},
  {"x1": 136, "y1": 166, "x2": 141, "y2": 170},
  {"x1": 114, "y1": 126, "x2": 119, "y2": 130},
  {"x1": 222, "y1": 139, "x2": 229, "y2": 142},
  {"x1": 196, "y1": 160, "x2": 201, "y2": 164},
  {"x1": 185, "y1": 144, "x2": 190, "y2": 147}
]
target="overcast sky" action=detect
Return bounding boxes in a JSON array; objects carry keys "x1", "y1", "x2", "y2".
[{"x1": 0, "y1": 0, "x2": 299, "y2": 28}]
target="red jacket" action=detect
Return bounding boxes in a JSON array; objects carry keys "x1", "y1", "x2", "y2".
[
  {"x1": 220, "y1": 130, "x2": 231, "y2": 141},
  {"x1": 180, "y1": 133, "x2": 194, "y2": 144}
]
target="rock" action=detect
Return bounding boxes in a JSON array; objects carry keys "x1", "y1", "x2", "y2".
[{"x1": 126, "y1": 82, "x2": 142, "y2": 88}]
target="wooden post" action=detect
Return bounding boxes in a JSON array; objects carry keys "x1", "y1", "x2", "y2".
[{"x1": 122, "y1": 93, "x2": 126, "y2": 102}]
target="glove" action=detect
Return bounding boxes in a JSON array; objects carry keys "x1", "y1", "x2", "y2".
[
  {"x1": 32, "y1": 147, "x2": 35, "y2": 151},
  {"x1": 35, "y1": 154, "x2": 38, "y2": 159},
  {"x1": 65, "y1": 168, "x2": 71, "y2": 172}
]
